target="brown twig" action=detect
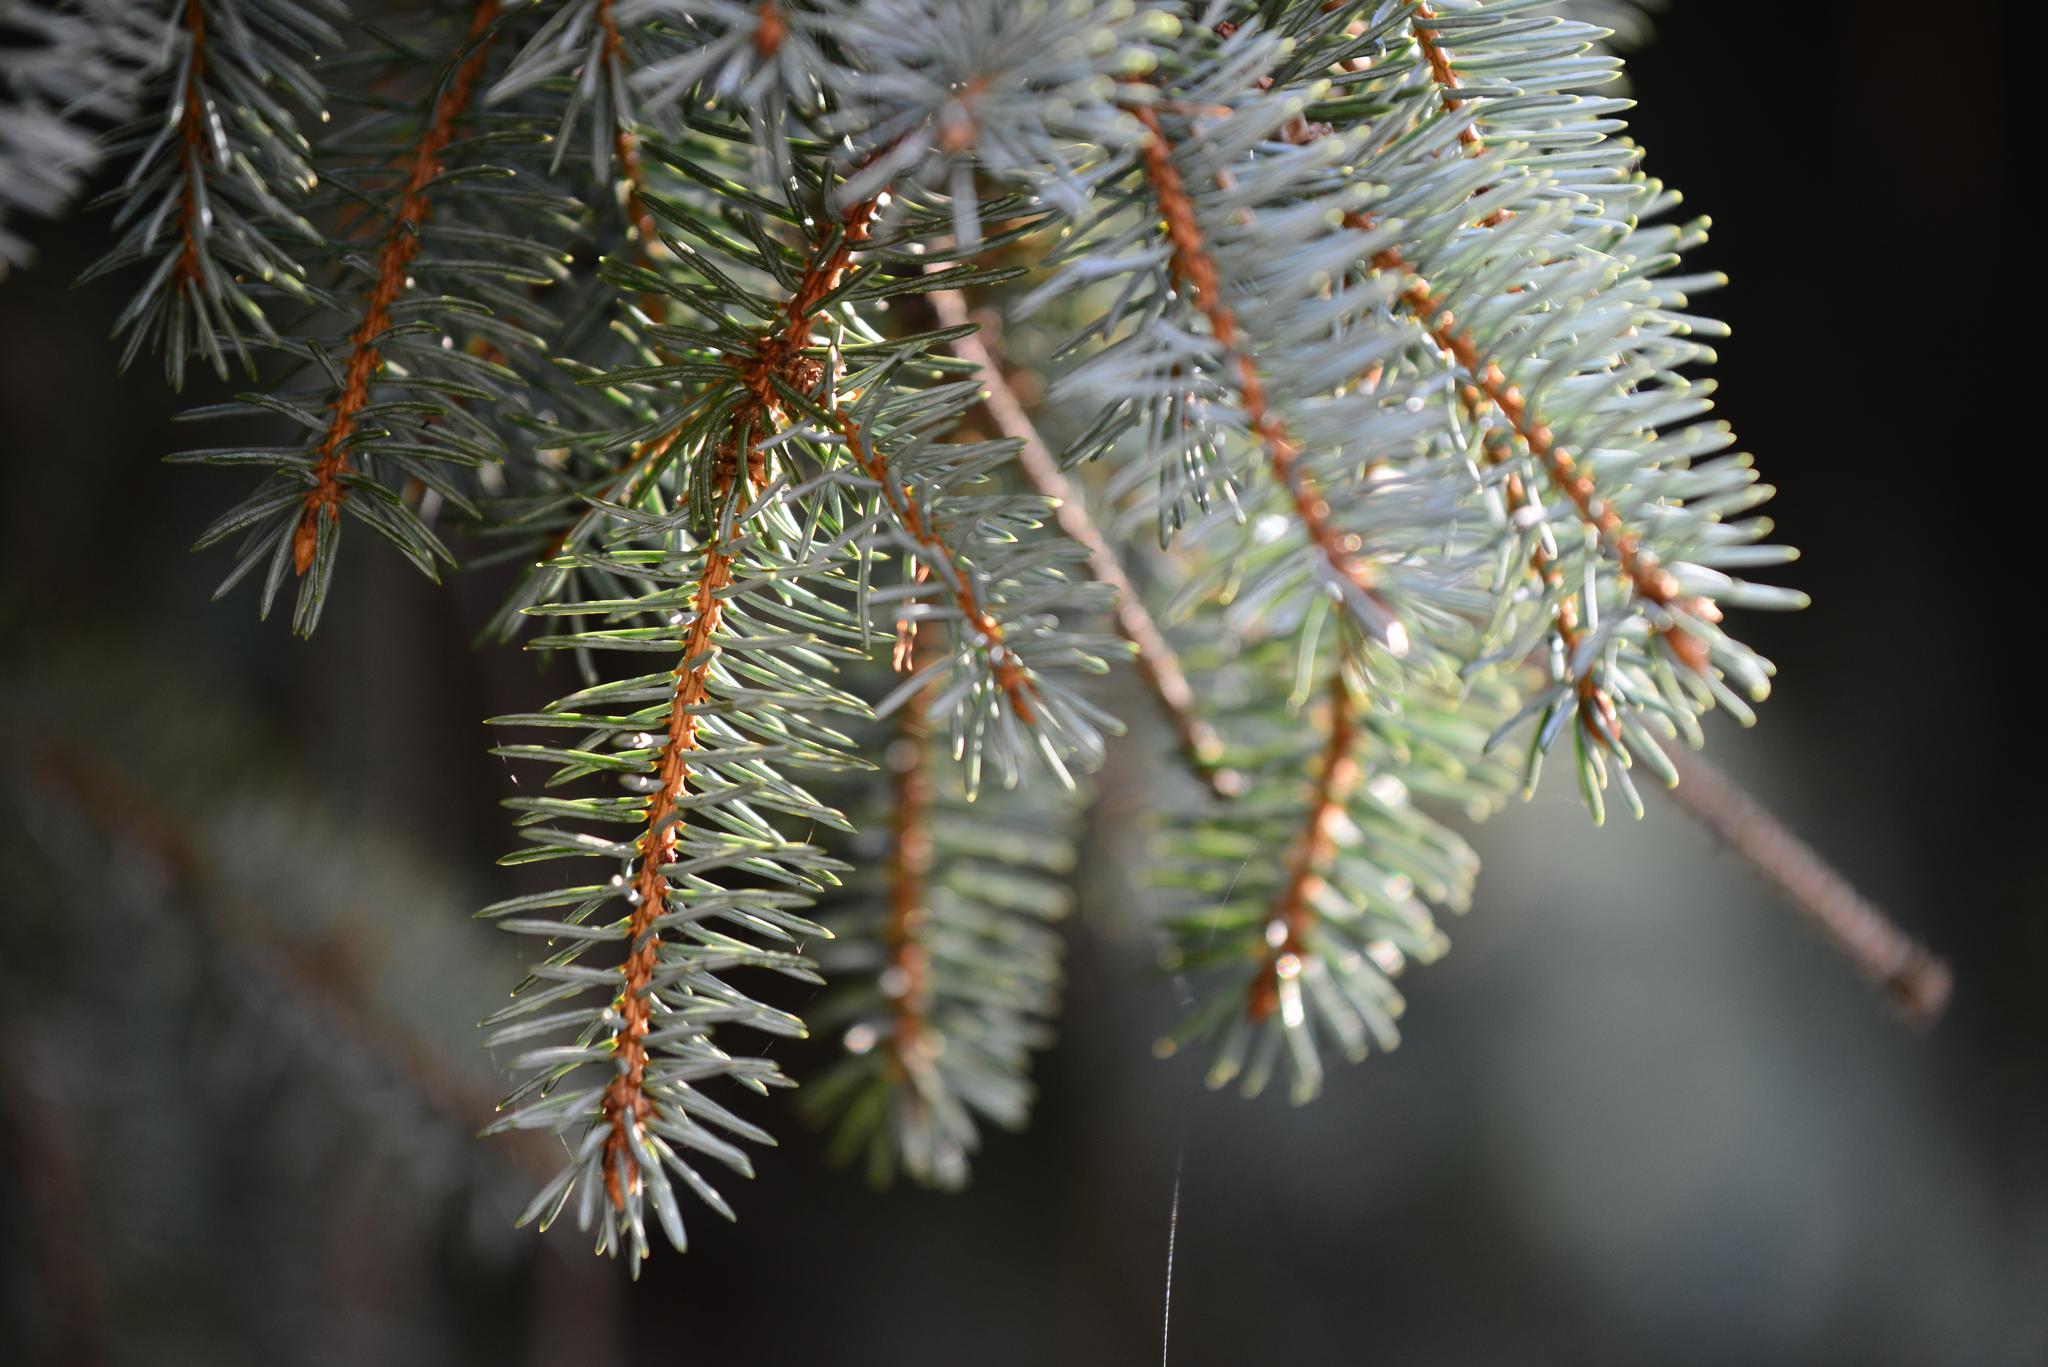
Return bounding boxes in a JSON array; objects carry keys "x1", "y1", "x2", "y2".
[
  {"x1": 171, "y1": 0, "x2": 211, "y2": 293},
  {"x1": 1655, "y1": 742, "x2": 1952, "y2": 1029},
  {"x1": 883, "y1": 639, "x2": 939, "y2": 1077},
  {"x1": 294, "y1": 0, "x2": 503, "y2": 575},
  {"x1": 594, "y1": 0, "x2": 666, "y2": 326},
  {"x1": 835, "y1": 404, "x2": 1043, "y2": 725},
  {"x1": 927, "y1": 288, "x2": 1240, "y2": 798},
  {"x1": 1248, "y1": 673, "x2": 1360, "y2": 1022},
  {"x1": 1128, "y1": 102, "x2": 1408, "y2": 654}
]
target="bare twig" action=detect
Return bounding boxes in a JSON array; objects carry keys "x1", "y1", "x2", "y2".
[{"x1": 1657, "y1": 742, "x2": 1952, "y2": 1028}]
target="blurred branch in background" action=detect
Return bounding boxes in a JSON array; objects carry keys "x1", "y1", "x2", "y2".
[
  {"x1": 16, "y1": 734, "x2": 558, "y2": 1178},
  {"x1": 0, "y1": 679, "x2": 600, "y2": 1363}
]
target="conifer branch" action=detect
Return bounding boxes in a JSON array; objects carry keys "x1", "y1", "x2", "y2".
[
  {"x1": 81, "y1": 0, "x2": 334, "y2": 384},
  {"x1": 293, "y1": 0, "x2": 504, "y2": 576},
  {"x1": 1655, "y1": 743, "x2": 1953, "y2": 1028},
  {"x1": 1360, "y1": 223, "x2": 1714, "y2": 671},
  {"x1": 834, "y1": 404, "x2": 1044, "y2": 727},
  {"x1": 587, "y1": 175, "x2": 892, "y2": 1212},
  {"x1": 1354, "y1": 9, "x2": 1710, "y2": 667},
  {"x1": 1127, "y1": 101, "x2": 1408, "y2": 656},
  {"x1": 1297, "y1": 19, "x2": 1698, "y2": 676},
  {"x1": 23, "y1": 735, "x2": 557, "y2": 1184},
  {"x1": 926, "y1": 286, "x2": 1237, "y2": 797},
  {"x1": 603, "y1": 515, "x2": 738, "y2": 1211}
]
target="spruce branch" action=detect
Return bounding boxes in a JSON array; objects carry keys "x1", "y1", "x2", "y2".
[
  {"x1": 1368, "y1": 231, "x2": 1714, "y2": 670},
  {"x1": 21, "y1": 733, "x2": 559, "y2": 1186},
  {"x1": 803, "y1": 625, "x2": 1076, "y2": 1188},
  {"x1": 1126, "y1": 98, "x2": 1410, "y2": 657},
  {"x1": 80, "y1": 0, "x2": 337, "y2": 385},
  {"x1": 293, "y1": 0, "x2": 505, "y2": 578},
  {"x1": 834, "y1": 401, "x2": 1049, "y2": 744},
  {"x1": 0, "y1": 0, "x2": 168, "y2": 271},
  {"x1": 601, "y1": 502, "x2": 740, "y2": 1214},
  {"x1": 927, "y1": 285, "x2": 1237, "y2": 798}
]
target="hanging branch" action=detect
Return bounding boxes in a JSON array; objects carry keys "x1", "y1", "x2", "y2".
[
  {"x1": 1655, "y1": 744, "x2": 1952, "y2": 1028},
  {"x1": 294, "y1": 0, "x2": 504, "y2": 576},
  {"x1": 80, "y1": 0, "x2": 335, "y2": 385},
  {"x1": 1359, "y1": 14, "x2": 1711, "y2": 668},
  {"x1": 1393, "y1": 22, "x2": 1619, "y2": 746},
  {"x1": 926, "y1": 286, "x2": 1237, "y2": 798},
  {"x1": 834, "y1": 404, "x2": 1044, "y2": 726},
  {"x1": 601, "y1": 500, "x2": 741, "y2": 1210},
  {"x1": 592, "y1": 178, "x2": 887, "y2": 1210},
  {"x1": 1127, "y1": 100, "x2": 1409, "y2": 656}
]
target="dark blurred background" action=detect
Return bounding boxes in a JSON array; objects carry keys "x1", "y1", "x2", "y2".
[{"x1": 1, "y1": 3, "x2": 2035, "y2": 1364}]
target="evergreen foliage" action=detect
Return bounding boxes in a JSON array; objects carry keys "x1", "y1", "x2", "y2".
[{"x1": 14, "y1": 0, "x2": 1886, "y2": 1276}]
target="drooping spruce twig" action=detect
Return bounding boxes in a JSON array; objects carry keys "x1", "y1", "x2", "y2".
[
  {"x1": 294, "y1": 0, "x2": 505, "y2": 577},
  {"x1": 927, "y1": 285, "x2": 1237, "y2": 798},
  {"x1": 1126, "y1": 99, "x2": 1409, "y2": 656},
  {"x1": 803, "y1": 616, "x2": 1075, "y2": 1187},
  {"x1": 582, "y1": 184, "x2": 890, "y2": 1222},
  {"x1": 81, "y1": 0, "x2": 336, "y2": 385}
]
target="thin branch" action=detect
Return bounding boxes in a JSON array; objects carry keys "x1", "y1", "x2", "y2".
[
  {"x1": 1656, "y1": 742, "x2": 1952, "y2": 1028},
  {"x1": 834, "y1": 403, "x2": 1043, "y2": 724},
  {"x1": 1347, "y1": 13, "x2": 1706, "y2": 663},
  {"x1": 294, "y1": 0, "x2": 504, "y2": 574},
  {"x1": 1344, "y1": 47, "x2": 1938, "y2": 1018},
  {"x1": 594, "y1": 0, "x2": 665, "y2": 324},
  {"x1": 1355, "y1": 221, "x2": 1716, "y2": 671},
  {"x1": 883, "y1": 637, "x2": 939, "y2": 1077},
  {"x1": 1128, "y1": 102, "x2": 1409, "y2": 655},
  {"x1": 1248, "y1": 672, "x2": 1360, "y2": 1023},
  {"x1": 926, "y1": 287, "x2": 1238, "y2": 796},
  {"x1": 171, "y1": 0, "x2": 211, "y2": 292}
]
